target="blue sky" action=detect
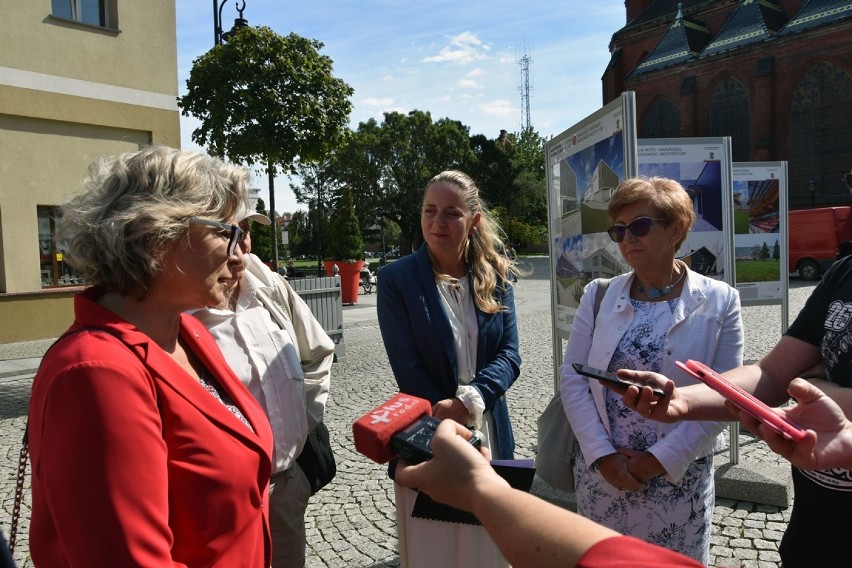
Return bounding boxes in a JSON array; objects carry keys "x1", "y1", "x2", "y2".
[{"x1": 176, "y1": 1, "x2": 626, "y2": 212}]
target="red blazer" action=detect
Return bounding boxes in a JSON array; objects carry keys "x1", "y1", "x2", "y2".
[{"x1": 28, "y1": 289, "x2": 273, "y2": 567}]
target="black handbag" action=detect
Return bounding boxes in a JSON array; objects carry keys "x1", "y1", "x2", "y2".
[{"x1": 297, "y1": 422, "x2": 337, "y2": 495}]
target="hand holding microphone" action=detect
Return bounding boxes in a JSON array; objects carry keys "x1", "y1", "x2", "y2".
[
  {"x1": 395, "y1": 420, "x2": 504, "y2": 514},
  {"x1": 352, "y1": 393, "x2": 482, "y2": 464}
]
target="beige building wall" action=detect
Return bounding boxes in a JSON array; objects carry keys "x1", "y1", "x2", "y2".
[{"x1": 0, "y1": 1, "x2": 181, "y2": 343}]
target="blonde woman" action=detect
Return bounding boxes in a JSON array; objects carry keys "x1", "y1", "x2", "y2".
[{"x1": 378, "y1": 170, "x2": 521, "y2": 567}]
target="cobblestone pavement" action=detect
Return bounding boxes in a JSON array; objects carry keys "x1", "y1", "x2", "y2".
[{"x1": 0, "y1": 257, "x2": 815, "y2": 567}]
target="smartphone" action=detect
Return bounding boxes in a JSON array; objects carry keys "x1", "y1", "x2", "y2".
[
  {"x1": 390, "y1": 415, "x2": 482, "y2": 463},
  {"x1": 675, "y1": 359, "x2": 807, "y2": 442},
  {"x1": 571, "y1": 362, "x2": 665, "y2": 398}
]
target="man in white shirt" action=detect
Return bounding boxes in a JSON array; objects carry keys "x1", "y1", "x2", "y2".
[{"x1": 194, "y1": 207, "x2": 335, "y2": 568}]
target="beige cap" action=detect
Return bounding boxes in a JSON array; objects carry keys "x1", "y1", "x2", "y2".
[{"x1": 238, "y1": 205, "x2": 271, "y2": 225}]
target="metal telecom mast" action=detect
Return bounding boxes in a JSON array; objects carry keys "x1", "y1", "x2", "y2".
[{"x1": 518, "y1": 49, "x2": 533, "y2": 130}]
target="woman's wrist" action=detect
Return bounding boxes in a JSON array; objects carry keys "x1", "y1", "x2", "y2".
[{"x1": 591, "y1": 455, "x2": 609, "y2": 471}]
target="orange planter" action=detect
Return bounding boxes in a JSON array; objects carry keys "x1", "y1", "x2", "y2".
[{"x1": 323, "y1": 260, "x2": 364, "y2": 305}]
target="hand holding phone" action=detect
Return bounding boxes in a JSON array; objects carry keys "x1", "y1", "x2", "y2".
[
  {"x1": 572, "y1": 363, "x2": 666, "y2": 398},
  {"x1": 675, "y1": 359, "x2": 807, "y2": 442}
]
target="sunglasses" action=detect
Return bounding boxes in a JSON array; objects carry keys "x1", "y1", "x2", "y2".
[
  {"x1": 189, "y1": 217, "x2": 245, "y2": 256},
  {"x1": 607, "y1": 217, "x2": 665, "y2": 242}
]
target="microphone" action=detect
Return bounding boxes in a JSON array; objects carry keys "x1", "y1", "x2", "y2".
[{"x1": 352, "y1": 393, "x2": 481, "y2": 464}]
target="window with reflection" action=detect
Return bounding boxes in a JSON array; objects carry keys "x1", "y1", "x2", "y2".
[
  {"x1": 709, "y1": 78, "x2": 750, "y2": 162},
  {"x1": 642, "y1": 98, "x2": 680, "y2": 139},
  {"x1": 51, "y1": 0, "x2": 116, "y2": 29},
  {"x1": 789, "y1": 62, "x2": 852, "y2": 203},
  {"x1": 38, "y1": 206, "x2": 81, "y2": 288}
]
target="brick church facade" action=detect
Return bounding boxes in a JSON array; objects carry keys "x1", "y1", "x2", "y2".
[{"x1": 603, "y1": 0, "x2": 852, "y2": 208}]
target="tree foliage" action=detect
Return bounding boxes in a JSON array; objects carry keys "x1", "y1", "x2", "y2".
[
  {"x1": 285, "y1": 210, "x2": 313, "y2": 258},
  {"x1": 283, "y1": 110, "x2": 548, "y2": 255},
  {"x1": 249, "y1": 198, "x2": 274, "y2": 262},
  {"x1": 179, "y1": 26, "x2": 354, "y2": 174},
  {"x1": 508, "y1": 128, "x2": 547, "y2": 226},
  {"x1": 290, "y1": 158, "x2": 337, "y2": 262},
  {"x1": 326, "y1": 185, "x2": 364, "y2": 261},
  {"x1": 377, "y1": 111, "x2": 475, "y2": 251},
  {"x1": 329, "y1": 120, "x2": 386, "y2": 238}
]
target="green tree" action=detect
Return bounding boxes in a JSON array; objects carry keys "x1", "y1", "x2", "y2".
[
  {"x1": 469, "y1": 133, "x2": 512, "y2": 211},
  {"x1": 509, "y1": 128, "x2": 547, "y2": 227},
  {"x1": 466, "y1": 128, "x2": 546, "y2": 249},
  {"x1": 285, "y1": 210, "x2": 312, "y2": 259},
  {"x1": 179, "y1": 25, "x2": 353, "y2": 271},
  {"x1": 326, "y1": 185, "x2": 364, "y2": 261},
  {"x1": 330, "y1": 120, "x2": 386, "y2": 239},
  {"x1": 250, "y1": 198, "x2": 274, "y2": 262},
  {"x1": 291, "y1": 158, "x2": 338, "y2": 273},
  {"x1": 760, "y1": 241, "x2": 770, "y2": 260},
  {"x1": 377, "y1": 111, "x2": 475, "y2": 251}
]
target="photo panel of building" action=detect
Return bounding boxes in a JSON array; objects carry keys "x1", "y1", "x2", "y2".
[
  {"x1": 565, "y1": 134, "x2": 624, "y2": 235},
  {"x1": 732, "y1": 162, "x2": 787, "y2": 303},
  {"x1": 553, "y1": 234, "x2": 584, "y2": 333},
  {"x1": 547, "y1": 92, "x2": 637, "y2": 350},
  {"x1": 638, "y1": 138, "x2": 734, "y2": 283},
  {"x1": 552, "y1": 231, "x2": 630, "y2": 334}
]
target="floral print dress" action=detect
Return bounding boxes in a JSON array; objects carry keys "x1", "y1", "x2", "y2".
[{"x1": 572, "y1": 298, "x2": 714, "y2": 565}]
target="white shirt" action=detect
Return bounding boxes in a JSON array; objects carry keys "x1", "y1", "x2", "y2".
[
  {"x1": 196, "y1": 269, "x2": 309, "y2": 474},
  {"x1": 436, "y1": 276, "x2": 498, "y2": 451}
]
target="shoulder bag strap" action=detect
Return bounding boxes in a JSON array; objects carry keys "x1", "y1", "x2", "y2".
[
  {"x1": 9, "y1": 327, "x2": 126, "y2": 554},
  {"x1": 593, "y1": 278, "x2": 610, "y2": 321}
]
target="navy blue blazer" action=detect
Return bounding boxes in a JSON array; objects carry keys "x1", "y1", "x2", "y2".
[{"x1": 377, "y1": 244, "x2": 520, "y2": 459}]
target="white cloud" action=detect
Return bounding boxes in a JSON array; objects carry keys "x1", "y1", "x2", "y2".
[
  {"x1": 457, "y1": 78, "x2": 482, "y2": 89},
  {"x1": 422, "y1": 31, "x2": 491, "y2": 64},
  {"x1": 466, "y1": 68, "x2": 485, "y2": 77},
  {"x1": 362, "y1": 97, "x2": 395, "y2": 107},
  {"x1": 478, "y1": 99, "x2": 515, "y2": 117},
  {"x1": 453, "y1": 31, "x2": 486, "y2": 49}
]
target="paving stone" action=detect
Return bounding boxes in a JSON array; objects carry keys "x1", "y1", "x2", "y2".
[{"x1": 734, "y1": 547, "x2": 759, "y2": 560}]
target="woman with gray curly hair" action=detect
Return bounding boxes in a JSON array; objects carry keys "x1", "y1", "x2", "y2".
[
  {"x1": 377, "y1": 170, "x2": 522, "y2": 567},
  {"x1": 27, "y1": 146, "x2": 274, "y2": 567}
]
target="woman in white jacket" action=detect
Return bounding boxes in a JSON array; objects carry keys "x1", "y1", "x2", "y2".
[{"x1": 560, "y1": 176, "x2": 743, "y2": 564}]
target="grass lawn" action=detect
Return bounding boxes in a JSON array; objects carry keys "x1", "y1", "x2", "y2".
[
  {"x1": 734, "y1": 210, "x2": 750, "y2": 234},
  {"x1": 735, "y1": 259, "x2": 780, "y2": 282}
]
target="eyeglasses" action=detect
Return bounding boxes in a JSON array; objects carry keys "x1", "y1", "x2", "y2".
[
  {"x1": 188, "y1": 217, "x2": 245, "y2": 256},
  {"x1": 607, "y1": 217, "x2": 665, "y2": 242}
]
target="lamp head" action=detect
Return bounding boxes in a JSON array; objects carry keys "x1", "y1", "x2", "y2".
[{"x1": 222, "y1": 17, "x2": 248, "y2": 42}]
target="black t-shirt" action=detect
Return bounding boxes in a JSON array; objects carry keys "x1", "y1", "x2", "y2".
[{"x1": 780, "y1": 255, "x2": 852, "y2": 566}]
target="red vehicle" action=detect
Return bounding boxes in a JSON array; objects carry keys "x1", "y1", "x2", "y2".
[{"x1": 789, "y1": 206, "x2": 852, "y2": 280}]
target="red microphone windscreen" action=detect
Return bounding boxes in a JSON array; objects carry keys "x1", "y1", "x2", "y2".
[{"x1": 352, "y1": 393, "x2": 432, "y2": 463}]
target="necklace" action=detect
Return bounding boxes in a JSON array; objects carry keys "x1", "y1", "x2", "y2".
[{"x1": 636, "y1": 264, "x2": 686, "y2": 299}]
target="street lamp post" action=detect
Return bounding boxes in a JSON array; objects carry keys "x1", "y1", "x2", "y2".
[
  {"x1": 213, "y1": 0, "x2": 247, "y2": 46},
  {"x1": 316, "y1": 187, "x2": 324, "y2": 277}
]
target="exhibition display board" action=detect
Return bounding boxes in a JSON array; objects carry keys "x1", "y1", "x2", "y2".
[
  {"x1": 545, "y1": 92, "x2": 637, "y2": 379},
  {"x1": 731, "y1": 162, "x2": 789, "y2": 313}
]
